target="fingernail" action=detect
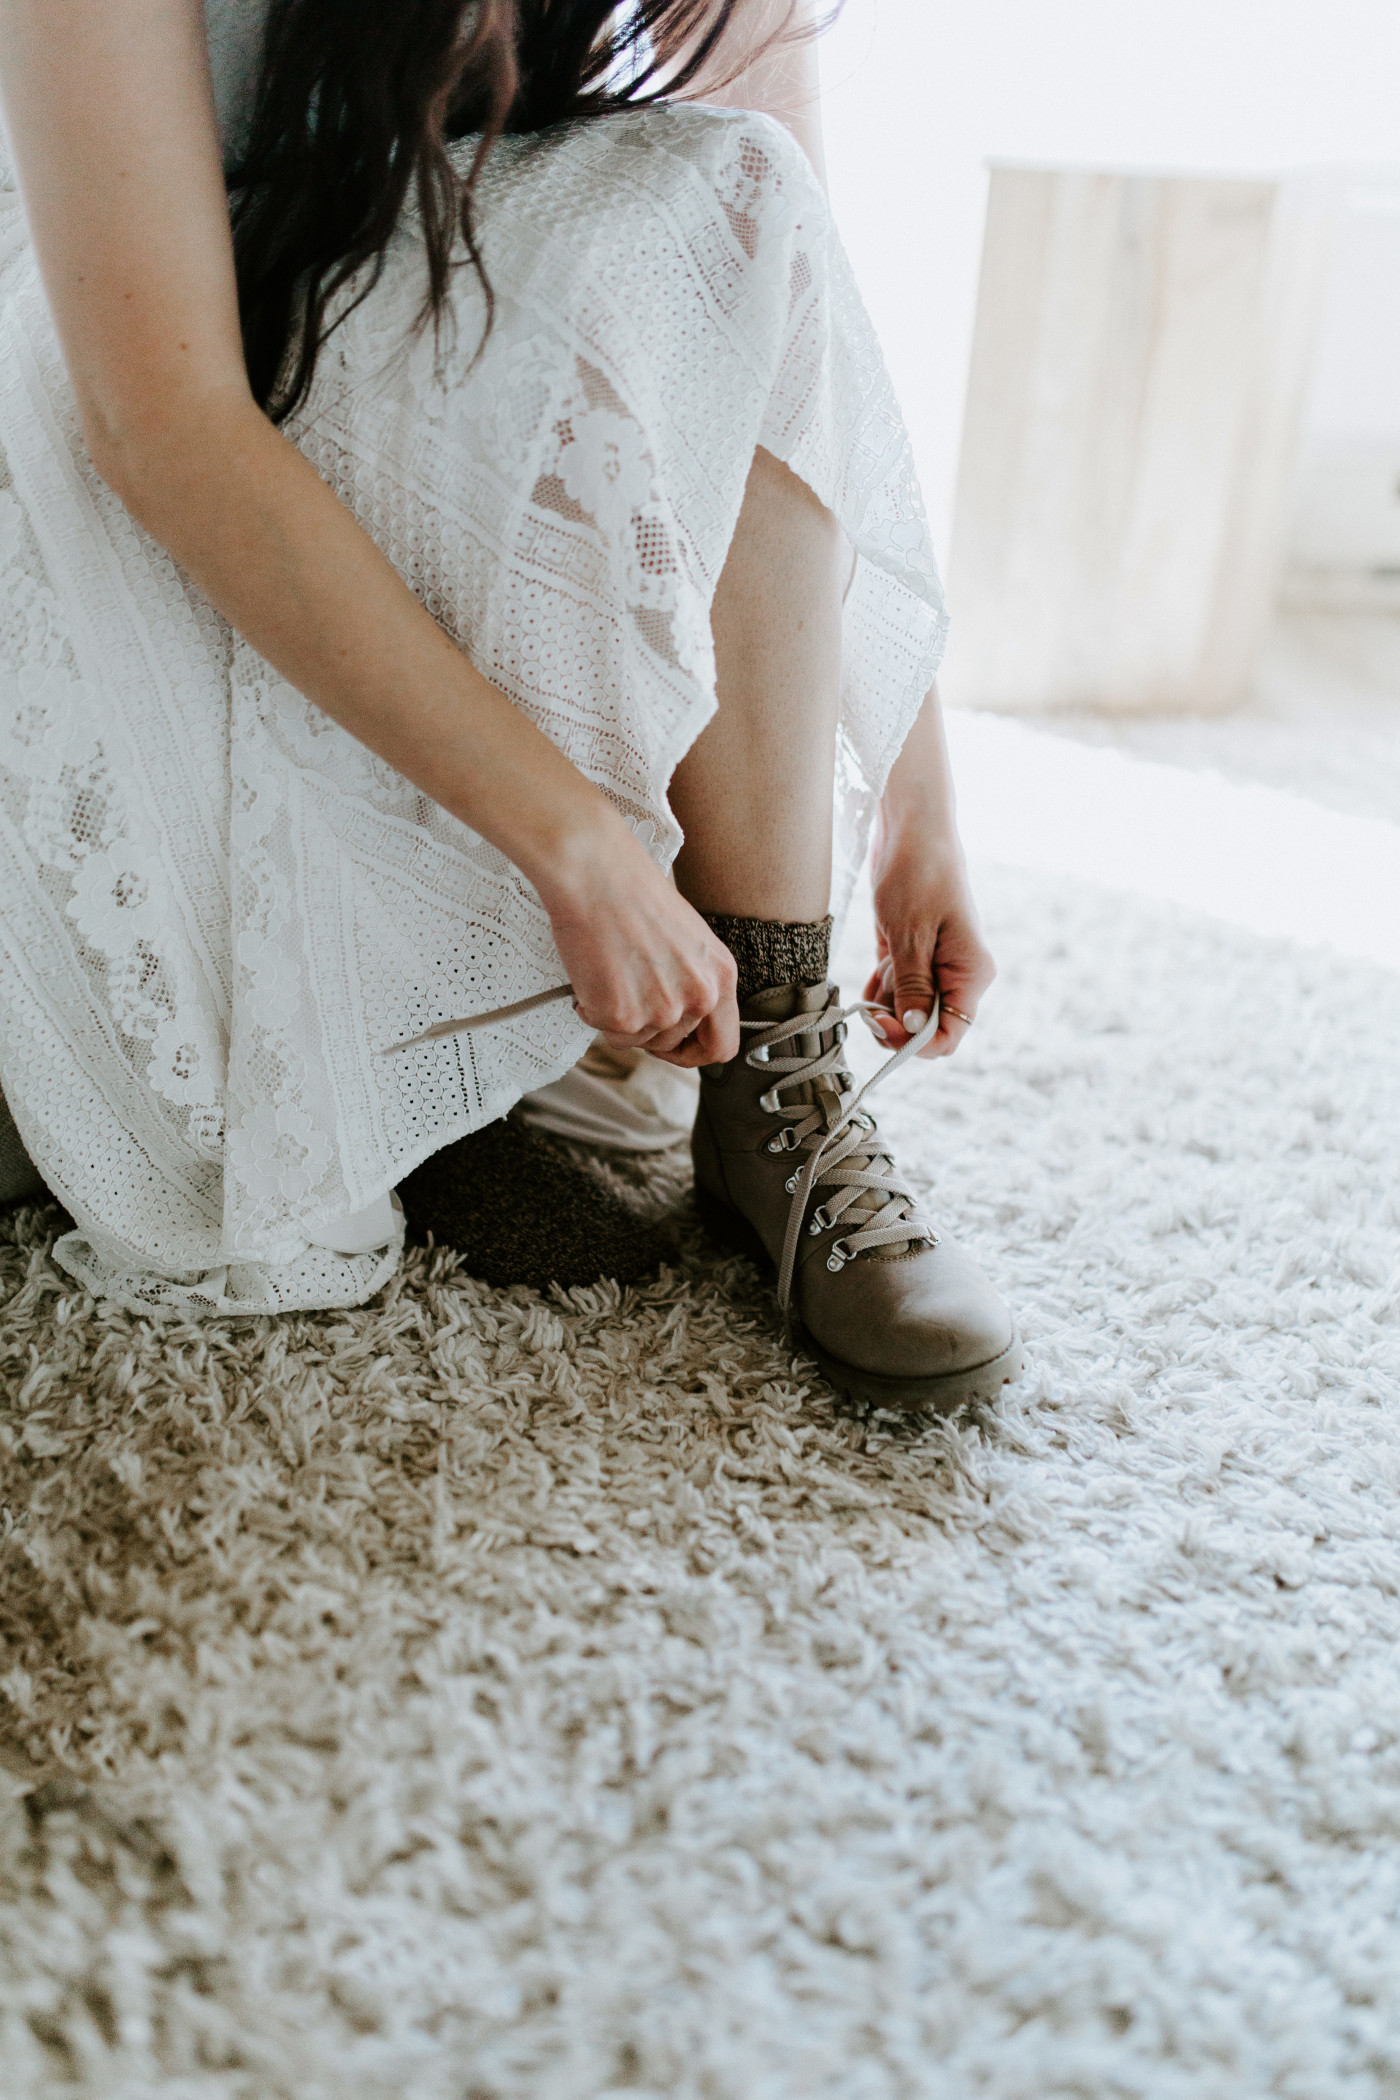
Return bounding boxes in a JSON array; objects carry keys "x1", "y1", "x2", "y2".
[{"x1": 902, "y1": 1009, "x2": 928, "y2": 1033}]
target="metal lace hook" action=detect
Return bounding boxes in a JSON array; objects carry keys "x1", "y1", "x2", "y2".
[{"x1": 775, "y1": 995, "x2": 942, "y2": 1313}]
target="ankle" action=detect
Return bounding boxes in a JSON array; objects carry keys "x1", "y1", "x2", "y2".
[{"x1": 701, "y1": 911, "x2": 833, "y2": 1006}]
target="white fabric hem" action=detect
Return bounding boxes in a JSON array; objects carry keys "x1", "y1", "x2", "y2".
[{"x1": 0, "y1": 103, "x2": 947, "y2": 1314}]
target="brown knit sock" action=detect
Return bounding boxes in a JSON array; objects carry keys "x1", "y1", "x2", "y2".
[
  {"x1": 703, "y1": 913, "x2": 832, "y2": 1004},
  {"x1": 399, "y1": 1116, "x2": 673, "y2": 1289}
]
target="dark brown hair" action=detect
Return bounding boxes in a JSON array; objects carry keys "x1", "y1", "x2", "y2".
[{"x1": 232, "y1": 1, "x2": 795, "y2": 420}]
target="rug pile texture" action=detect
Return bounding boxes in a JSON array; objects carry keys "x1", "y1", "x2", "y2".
[{"x1": 2, "y1": 863, "x2": 1399, "y2": 2099}]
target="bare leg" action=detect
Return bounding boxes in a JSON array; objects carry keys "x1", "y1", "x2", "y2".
[{"x1": 670, "y1": 446, "x2": 845, "y2": 922}]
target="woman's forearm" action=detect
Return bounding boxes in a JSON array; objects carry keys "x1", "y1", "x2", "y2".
[
  {"x1": 106, "y1": 394, "x2": 627, "y2": 903},
  {"x1": 107, "y1": 389, "x2": 740, "y2": 1057},
  {"x1": 877, "y1": 684, "x2": 964, "y2": 864}
]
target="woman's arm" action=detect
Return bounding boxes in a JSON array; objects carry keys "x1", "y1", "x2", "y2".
[
  {"x1": 864, "y1": 690, "x2": 996, "y2": 1058},
  {"x1": 0, "y1": 0, "x2": 737, "y2": 1063}
]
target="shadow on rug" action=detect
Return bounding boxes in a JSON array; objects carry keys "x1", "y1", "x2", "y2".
[{"x1": 3, "y1": 863, "x2": 1400, "y2": 2100}]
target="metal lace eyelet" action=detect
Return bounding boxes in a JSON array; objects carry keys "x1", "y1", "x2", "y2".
[
  {"x1": 807, "y1": 1203, "x2": 833, "y2": 1235},
  {"x1": 758, "y1": 1086, "x2": 782, "y2": 1113},
  {"x1": 750, "y1": 1043, "x2": 771, "y2": 1065},
  {"x1": 826, "y1": 1238, "x2": 852, "y2": 1273},
  {"x1": 855, "y1": 1110, "x2": 876, "y2": 1133},
  {"x1": 784, "y1": 1173, "x2": 800, "y2": 1195}
]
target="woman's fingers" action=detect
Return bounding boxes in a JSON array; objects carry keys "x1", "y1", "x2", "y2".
[
  {"x1": 572, "y1": 951, "x2": 739, "y2": 1065},
  {"x1": 863, "y1": 941, "x2": 950, "y2": 1053},
  {"x1": 645, "y1": 999, "x2": 739, "y2": 1069},
  {"x1": 547, "y1": 834, "x2": 739, "y2": 1060},
  {"x1": 863, "y1": 948, "x2": 939, "y2": 1052},
  {"x1": 862, "y1": 934, "x2": 992, "y2": 1060},
  {"x1": 862, "y1": 958, "x2": 901, "y2": 1047},
  {"x1": 888, "y1": 932, "x2": 939, "y2": 1044},
  {"x1": 588, "y1": 1010, "x2": 703, "y2": 1054},
  {"x1": 866, "y1": 809, "x2": 997, "y2": 1063},
  {"x1": 927, "y1": 1002, "x2": 973, "y2": 1058},
  {"x1": 638, "y1": 1003, "x2": 716, "y2": 1058},
  {"x1": 683, "y1": 997, "x2": 741, "y2": 1066}
]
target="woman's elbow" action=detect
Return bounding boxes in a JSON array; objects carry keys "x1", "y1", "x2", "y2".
[
  {"x1": 80, "y1": 417, "x2": 141, "y2": 507},
  {"x1": 76, "y1": 388, "x2": 166, "y2": 509},
  {"x1": 78, "y1": 386, "x2": 256, "y2": 522}
]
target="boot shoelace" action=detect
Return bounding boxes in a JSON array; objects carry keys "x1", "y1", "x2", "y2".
[{"x1": 742, "y1": 993, "x2": 944, "y2": 1314}]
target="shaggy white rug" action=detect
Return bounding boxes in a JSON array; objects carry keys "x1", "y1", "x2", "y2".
[{"x1": 3, "y1": 860, "x2": 1400, "y2": 2100}]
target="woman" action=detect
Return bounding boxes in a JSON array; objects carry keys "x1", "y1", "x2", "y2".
[{"x1": 0, "y1": 0, "x2": 1021, "y2": 1409}]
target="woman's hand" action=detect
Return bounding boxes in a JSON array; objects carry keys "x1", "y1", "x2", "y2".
[
  {"x1": 862, "y1": 685, "x2": 995, "y2": 1060},
  {"x1": 865, "y1": 828, "x2": 995, "y2": 1058},
  {"x1": 541, "y1": 820, "x2": 740, "y2": 1069}
]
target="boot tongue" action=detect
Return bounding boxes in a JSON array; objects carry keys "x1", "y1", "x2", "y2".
[
  {"x1": 742, "y1": 979, "x2": 919, "y2": 1257},
  {"x1": 739, "y1": 979, "x2": 830, "y2": 1024},
  {"x1": 741, "y1": 979, "x2": 836, "y2": 1112}
]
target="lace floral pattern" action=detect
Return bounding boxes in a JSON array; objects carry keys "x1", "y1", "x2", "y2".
[{"x1": 0, "y1": 105, "x2": 947, "y2": 1313}]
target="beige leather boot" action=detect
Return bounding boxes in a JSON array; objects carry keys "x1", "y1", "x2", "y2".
[{"x1": 693, "y1": 981, "x2": 1023, "y2": 1412}]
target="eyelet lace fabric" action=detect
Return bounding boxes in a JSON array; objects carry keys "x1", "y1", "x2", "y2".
[{"x1": 0, "y1": 105, "x2": 947, "y2": 1314}]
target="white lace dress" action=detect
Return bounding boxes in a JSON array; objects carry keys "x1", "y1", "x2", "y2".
[{"x1": 0, "y1": 103, "x2": 948, "y2": 1314}]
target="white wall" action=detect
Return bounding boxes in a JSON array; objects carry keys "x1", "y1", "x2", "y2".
[
  {"x1": 1304, "y1": 183, "x2": 1400, "y2": 450},
  {"x1": 819, "y1": 0, "x2": 1400, "y2": 557}
]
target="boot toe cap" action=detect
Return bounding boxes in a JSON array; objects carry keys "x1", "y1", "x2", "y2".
[{"x1": 802, "y1": 1234, "x2": 1017, "y2": 1380}]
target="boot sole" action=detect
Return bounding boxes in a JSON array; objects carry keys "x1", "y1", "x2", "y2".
[{"x1": 696, "y1": 1187, "x2": 1025, "y2": 1415}]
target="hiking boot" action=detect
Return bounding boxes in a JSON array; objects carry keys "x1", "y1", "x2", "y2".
[{"x1": 693, "y1": 981, "x2": 1023, "y2": 1411}]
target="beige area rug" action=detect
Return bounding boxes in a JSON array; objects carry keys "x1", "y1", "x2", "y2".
[{"x1": 3, "y1": 862, "x2": 1400, "y2": 2100}]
